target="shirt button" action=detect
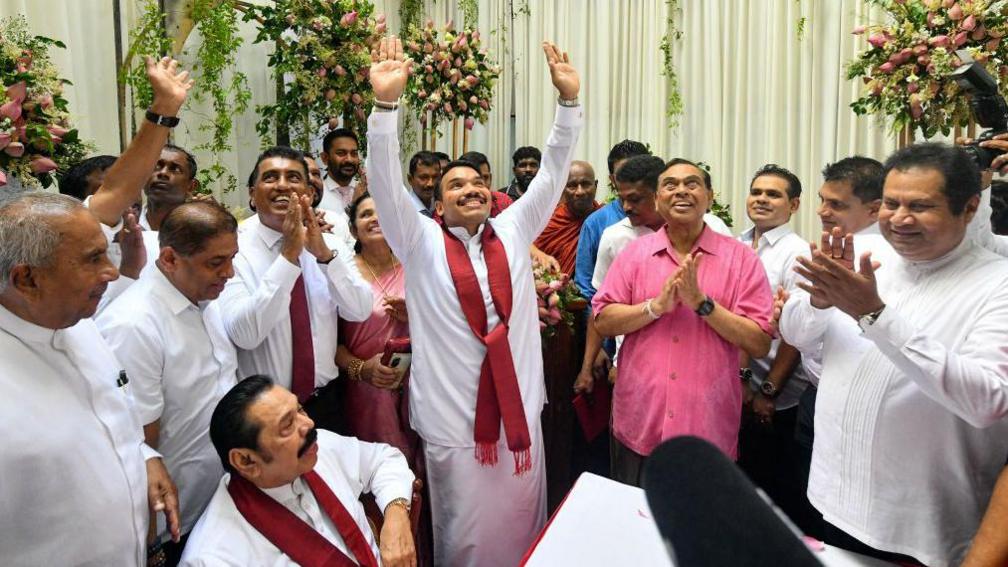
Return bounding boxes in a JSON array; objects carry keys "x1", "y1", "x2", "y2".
[
  {"x1": 667, "y1": 410, "x2": 674, "y2": 419},
  {"x1": 669, "y1": 372, "x2": 677, "y2": 380},
  {"x1": 672, "y1": 336, "x2": 680, "y2": 343}
]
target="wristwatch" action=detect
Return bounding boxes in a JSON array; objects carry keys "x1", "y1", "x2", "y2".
[
  {"x1": 760, "y1": 379, "x2": 779, "y2": 398},
  {"x1": 145, "y1": 109, "x2": 180, "y2": 128},
  {"x1": 557, "y1": 96, "x2": 579, "y2": 107},
  {"x1": 857, "y1": 304, "x2": 886, "y2": 333},
  {"x1": 739, "y1": 368, "x2": 753, "y2": 385},
  {"x1": 695, "y1": 295, "x2": 715, "y2": 317}
]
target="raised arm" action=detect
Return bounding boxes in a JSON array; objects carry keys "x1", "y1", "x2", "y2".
[
  {"x1": 499, "y1": 42, "x2": 583, "y2": 241},
  {"x1": 87, "y1": 57, "x2": 192, "y2": 226},
  {"x1": 366, "y1": 37, "x2": 426, "y2": 259}
]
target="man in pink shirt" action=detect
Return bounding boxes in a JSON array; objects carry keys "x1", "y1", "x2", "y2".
[{"x1": 593, "y1": 158, "x2": 773, "y2": 486}]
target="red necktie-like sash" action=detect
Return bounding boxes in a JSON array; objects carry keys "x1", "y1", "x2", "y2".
[
  {"x1": 441, "y1": 221, "x2": 532, "y2": 475},
  {"x1": 290, "y1": 274, "x2": 316, "y2": 403},
  {"x1": 228, "y1": 470, "x2": 378, "y2": 567}
]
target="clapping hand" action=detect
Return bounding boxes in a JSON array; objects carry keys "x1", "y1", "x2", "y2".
[
  {"x1": 768, "y1": 286, "x2": 789, "y2": 338},
  {"x1": 117, "y1": 211, "x2": 147, "y2": 279},
  {"x1": 542, "y1": 42, "x2": 579, "y2": 101},
  {"x1": 673, "y1": 253, "x2": 705, "y2": 311},
  {"x1": 370, "y1": 37, "x2": 412, "y2": 103},
  {"x1": 794, "y1": 241, "x2": 884, "y2": 320}
]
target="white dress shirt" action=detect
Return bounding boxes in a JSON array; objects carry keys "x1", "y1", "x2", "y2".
[
  {"x1": 739, "y1": 223, "x2": 810, "y2": 409},
  {"x1": 0, "y1": 304, "x2": 155, "y2": 566},
  {"x1": 969, "y1": 184, "x2": 1008, "y2": 257},
  {"x1": 779, "y1": 237, "x2": 1008, "y2": 566},
  {"x1": 179, "y1": 429, "x2": 414, "y2": 566},
  {"x1": 97, "y1": 267, "x2": 239, "y2": 537},
  {"x1": 317, "y1": 176, "x2": 358, "y2": 250},
  {"x1": 366, "y1": 105, "x2": 582, "y2": 446},
  {"x1": 703, "y1": 211, "x2": 733, "y2": 236},
  {"x1": 219, "y1": 215, "x2": 372, "y2": 391}
]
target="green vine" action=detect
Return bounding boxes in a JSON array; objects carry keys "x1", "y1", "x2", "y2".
[
  {"x1": 121, "y1": 0, "x2": 251, "y2": 193},
  {"x1": 659, "y1": 0, "x2": 684, "y2": 127},
  {"x1": 399, "y1": 0, "x2": 424, "y2": 35},
  {"x1": 460, "y1": 0, "x2": 479, "y2": 28}
]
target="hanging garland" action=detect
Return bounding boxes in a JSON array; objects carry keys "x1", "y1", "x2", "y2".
[
  {"x1": 659, "y1": 0, "x2": 685, "y2": 127},
  {"x1": 245, "y1": 0, "x2": 385, "y2": 149},
  {"x1": 122, "y1": 0, "x2": 251, "y2": 193},
  {"x1": 403, "y1": 19, "x2": 500, "y2": 133}
]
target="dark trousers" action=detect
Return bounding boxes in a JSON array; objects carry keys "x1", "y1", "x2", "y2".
[
  {"x1": 739, "y1": 405, "x2": 804, "y2": 528},
  {"x1": 610, "y1": 433, "x2": 646, "y2": 487},
  {"x1": 822, "y1": 521, "x2": 924, "y2": 565},
  {"x1": 303, "y1": 378, "x2": 348, "y2": 434},
  {"x1": 148, "y1": 532, "x2": 190, "y2": 567}
]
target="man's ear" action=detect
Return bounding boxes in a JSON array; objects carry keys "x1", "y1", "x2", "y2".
[
  {"x1": 7, "y1": 264, "x2": 40, "y2": 298},
  {"x1": 188, "y1": 178, "x2": 200, "y2": 195},
  {"x1": 434, "y1": 199, "x2": 444, "y2": 218},
  {"x1": 789, "y1": 197, "x2": 801, "y2": 214},
  {"x1": 248, "y1": 186, "x2": 256, "y2": 212},
  {"x1": 867, "y1": 198, "x2": 882, "y2": 219},
  {"x1": 158, "y1": 247, "x2": 180, "y2": 273},
  {"x1": 319, "y1": 152, "x2": 330, "y2": 168},
  {"x1": 962, "y1": 193, "x2": 981, "y2": 225},
  {"x1": 229, "y1": 448, "x2": 262, "y2": 480}
]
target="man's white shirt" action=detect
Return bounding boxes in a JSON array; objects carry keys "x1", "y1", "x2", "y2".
[
  {"x1": 97, "y1": 266, "x2": 239, "y2": 537},
  {"x1": 219, "y1": 215, "x2": 372, "y2": 392},
  {"x1": 318, "y1": 177, "x2": 357, "y2": 248},
  {"x1": 779, "y1": 236, "x2": 1008, "y2": 566},
  {"x1": 0, "y1": 304, "x2": 156, "y2": 566},
  {"x1": 180, "y1": 430, "x2": 414, "y2": 566},
  {"x1": 739, "y1": 223, "x2": 810, "y2": 409},
  {"x1": 365, "y1": 105, "x2": 582, "y2": 446}
]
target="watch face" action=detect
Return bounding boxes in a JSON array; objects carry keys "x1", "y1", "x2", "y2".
[{"x1": 760, "y1": 381, "x2": 775, "y2": 396}]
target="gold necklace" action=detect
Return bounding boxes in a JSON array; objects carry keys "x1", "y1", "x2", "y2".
[{"x1": 361, "y1": 251, "x2": 399, "y2": 298}]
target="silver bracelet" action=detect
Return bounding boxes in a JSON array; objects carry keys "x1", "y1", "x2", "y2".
[
  {"x1": 373, "y1": 98, "x2": 400, "y2": 110},
  {"x1": 557, "y1": 96, "x2": 579, "y2": 107},
  {"x1": 643, "y1": 298, "x2": 661, "y2": 320}
]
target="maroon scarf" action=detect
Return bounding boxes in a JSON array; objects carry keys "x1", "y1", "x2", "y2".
[
  {"x1": 228, "y1": 470, "x2": 378, "y2": 567},
  {"x1": 441, "y1": 221, "x2": 533, "y2": 475}
]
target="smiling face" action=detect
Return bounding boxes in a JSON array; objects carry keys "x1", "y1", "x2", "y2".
[
  {"x1": 144, "y1": 148, "x2": 195, "y2": 208},
  {"x1": 435, "y1": 164, "x2": 492, "y2": 231},
  {"x1": 26, "y1": 208, "x2": 119, "y2": 328},
  {"x1": 879, "y1": 167, "x2": 977, "y2": 262},
  {"x1": 656, "y1": 163, "x2": 710, "y2": 228},
  {"x1": 350, "y1": 197, "x2": 386, "y2": 251},
  {"x1": 250, "y1": 157, "x2": 310, "y2": 232},
  {"x1": 817, "y1": 179, "x2": 880, "y2": 236},
  {"x1": 747, "y1": 174, "x2": 799, "y2": 232}
]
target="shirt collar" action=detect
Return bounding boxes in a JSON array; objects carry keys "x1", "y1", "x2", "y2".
[
  {"x1": 447, "y1": 222, "x2": 486, "y2": 243},
  {"x1": 0, "y1": 302, "x2": 57, "y2": 344},
  {"x1": 406, "y1": 185, "x2": 432, "y2": 214},
  {"x1": 901, "y1": 234, "x2": 974, "y2": 275},
  {"x1": 261, "y1": 476, "x2": 308, "y2": 508},
  {"x1": 148, "y1": 266, "x2": 201, "y2": 315},
  {"x1": 650, "y1": 223, "x2": 720, "y2": 259},
  {"x1": 742, "y1": 223, "x2": 794, "y2": 247},
  {"x1": 253, "y1": 215, "x2": 284, "y2": 250}
]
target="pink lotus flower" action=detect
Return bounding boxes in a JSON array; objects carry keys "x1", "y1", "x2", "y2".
[
  {"x1": 443, "y1": 102, "x2": 453, "y2": 114},
  {"x1": 987, "y1": 38, "x2": 1001, "y2": 51},
  {"x1": 355, "y1": 108, "x2": 365, "y2": 121},
  {"x1": 961, "y1": 14, "x2": 977, "y2": 31},
  {"x1": 929, "y1": 35, "x2": 951, "y2": 47},
  {"x1": 479, "y1": 100, "x2": 489, "y2": 110},
  {"x1": 942, "y1": 0, "x2": 955, "y2": 8},
  {"x1": 0, "y1": 169, "x2": 6, "y2": 185},
  {"x1": 948, "y1": 3, "x2": 963, "y2": 21},
  {"x1": 867, "y1": 33, "x2": 888, "y2": 48},
  {"x1": 852, "y1": 25, "x2": 866, "y2": 35},
  {"x1": 917, "y1": 55, "x2": 931, "y2": 66},
  {"x1": 913, "y1": 44, "x2": 928, "y2": 56},
  {"x1": 458, "y1": 100, "x2": 468, "y2": 111},
  {"x1": 870, "y1": 81, "x2": 883, "y2": 95},
  {"x1": 927, "y1": 12, "x2": 937, "y2": 27},
  {"x1": 340, "y1": 11, "x2": 358, "y2": 27},
  {"x1": 334, "y1": 65, "x2": 347, "y2": 77},
  {"x1": 426, "y1": 102, "x2": 436, "y2": 112},
  {"x1": 407, "y1": 41, "x2": 420, "y2": 51},
  {"x1": 38, "y1": 94, "x2": 53, "y2": 109},
  {"x1": 6, "y1": 81, "x2": 26, "y2": 104},
  {"x1": 5, "y1": 142, "x2": 24, "y2": 157},
  {"x1": 927, "y1": 63, "x2": 937, "y2": 74},
  {"x1": 547, "y1": 307, "x2": 561, "y2": 320},
  {"x1": 472, "y1": 30, "x2": 480, "y2": 42},
  {"x1": 0, "y1": 100, "x2": 21, "y2": 121},
  {"x1": 0, "y1": 131, "x2": 10, "y2": 150},
  {"x1": 29, "y1": 156, "x2": 57, "y2": 173},
  {"x1": 328, "y1": 117, "x2": 340, "y2": 129},
  {"x1": 376, "y1": 13, "x2": 387, "y2": 24},
  {"x1": 351, "y1": 93, "x2": 363, "y2": 105},
  {"x1": 375, "y1": 22, "x2": 387, "y2": 34},
  {"x1": 878, "y1": 61, "x2": 895, "y2": 74},
  {"x1": 425, "y1": 18, "x2": 434, "y2": 29},
  {"x1": 954, "y1": 31, "x2": 969, "y2": 46},
  {"x1": 316, "y1": 67, "x2": 327, "y2": 78},
  {"x1": 910, "y1": 101, "x2": 924, "y2": 120},
  {"x1": 972, "y1": 26, "x2": 986, "y2": 41},
  {"x1": 325, "y1": 89, "x2": 337, "y2": 101},
  {"x1": 907, "y1": 82, "x2": 920, "y2": 93},
  {"x1": 458, "y1": 36, "x2": 468, "y2": 50},
  {"x1": 470, "y1": 95, "x2": 478, "y2": 104},
  {"x1": 47, "y1": 125, "x2": 68, "y2": 138},
  {"x1": 445, "y1": 18, "x2": 454, "y2": 31},
  {"x1": 464, "y1": 117, "x2": 475, "y2": 130},
  {"x1": 454, "y1": 57, "x2": 463, "y2": 68},
  {"x1": 418, "y1": 90, "x2": 428, "y2": 99},
  {"x1": 466, "y1": 75, "x2": 479, "y2": 86}
]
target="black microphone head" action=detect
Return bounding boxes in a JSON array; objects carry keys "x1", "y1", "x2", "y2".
[{"x1": 643, "y1": 436, "x2": 821, "y2": 567}]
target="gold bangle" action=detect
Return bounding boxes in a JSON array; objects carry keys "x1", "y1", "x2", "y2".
[
  {"x1": 347, "y1": 358, "x2": 364, "y2": 381},
  {"x1": 384, "y1": 497, "x2": 410, "y2": 514}
]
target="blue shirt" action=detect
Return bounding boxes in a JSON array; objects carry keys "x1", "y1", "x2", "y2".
[{"x1": 574, "y1": 199, "x2": 626, "y2": 301}]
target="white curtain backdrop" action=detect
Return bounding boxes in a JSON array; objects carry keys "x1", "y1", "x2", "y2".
[{"x1": 1, "y1": 0, "x2": 900, "y2": 238}]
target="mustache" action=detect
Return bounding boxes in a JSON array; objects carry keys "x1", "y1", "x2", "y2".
[{"x1": 297, "y1": 427, "x2": 318, "y2": 457}]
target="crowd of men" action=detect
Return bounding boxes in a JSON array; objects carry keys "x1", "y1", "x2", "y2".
[{"x1": 4, "y1": 34, "x2": 1008, "y2": 567}]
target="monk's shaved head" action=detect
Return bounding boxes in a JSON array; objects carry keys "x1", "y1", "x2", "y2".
[{"x1": 564, "y1": 160, "x2": 598, "y2": 218}]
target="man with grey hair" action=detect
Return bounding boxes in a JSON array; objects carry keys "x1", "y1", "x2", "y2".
[{"x1": 0, "y1": 56, "x2": 193, "y2": 566}]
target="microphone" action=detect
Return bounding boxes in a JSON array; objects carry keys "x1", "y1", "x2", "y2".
[{"x1": 643, "y1": 436, "x2": 820, "y2": 566}]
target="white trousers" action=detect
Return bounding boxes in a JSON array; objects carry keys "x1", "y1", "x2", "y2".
[{"x1": 424, "y1": 423, "x2": 546, "y2": 567}]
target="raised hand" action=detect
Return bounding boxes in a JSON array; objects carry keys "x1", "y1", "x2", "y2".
[
  {"x1": 370, "y1": 37, "x2": 412, "y2": 102},
  {"x1": 144, "y1": 56, "x2": 193, "y2": 115},
  {"x1": 768, "y1": 286, "x2": 789, "y2": 338},
  {"x1": 674, "y1": 253, "x2": 705, "y2": 311},
  {"x1": 650, "y1": 268, "x2": 681, "y2": 316},
  {"x1": 117, "y1": 211, "x2": 147, "y2": 279},
  {"x1": 542, "y1": 42, "x2": 580, "y2": 100},
  {"x1": 795, "y1": 249, "x2": 883, "y2": 320}
]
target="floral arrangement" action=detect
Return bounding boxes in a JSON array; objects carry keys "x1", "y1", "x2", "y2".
[
  {"x1": 847, "y1": 0, "x2": 1008, "y2": 138},
  {"x1": 0, "y1": 15, "x2": 90, "y2": 188},
  {"x1": 402, "y1": 19, "x2": 500, "y2": 131},
  {"x1": 534, "y1": 266, "x2": 585, "y2": 339},
  {"x1": 247, "y1": 0, "x2": 386, "y2": 148}
]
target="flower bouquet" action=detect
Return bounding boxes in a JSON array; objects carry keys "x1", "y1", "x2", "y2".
[
  {"x1": 402, "y1": 19, "x2": 500, "y2": 132},
  {"x1": 847, "y1": 0, "x2": 1008, "y2": 138},
  {"x1": 534, "y1": 265, "x2": 587, "y2": 339},
  {"x1": 247, "y1": 0, "x2": 386, "y2": 147},
  {"x1": 0, "y1": 15, "x2": 90, "y2": 189}
]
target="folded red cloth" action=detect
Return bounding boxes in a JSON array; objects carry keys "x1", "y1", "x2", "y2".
[{"x1": 573, "y1": 384, "x2": 611, "y2": 443}]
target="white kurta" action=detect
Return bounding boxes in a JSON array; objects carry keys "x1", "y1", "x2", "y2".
[
  {"x1": 0, "y1": 305, "x2": 154, "y2": 566},
  {"x1": 179, "y1": 429, "x2": 413, "y2": 566},
  {"x1": 97, "y1": 267, "x2": 239, "y2": 538},
  {"x1": 779, "y1": 237, "x2": 1008, "y2": 566},
  {"x1": 366, "y1": 104, "x2": 582, "y2": 567},
  {"x1": 218, "y1": 216, "x2": 372, "y2": 391},
  {"x1": 739, "y1": 224, "x2": 810, "y2": 409}
]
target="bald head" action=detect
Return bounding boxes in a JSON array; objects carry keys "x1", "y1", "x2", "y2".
[
  {"x1": 564, "y1": 160, "x2": 598, "y2": 218},
  {"x1": 159, "y1": 199, "x2": 238, "y2": 257}
]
